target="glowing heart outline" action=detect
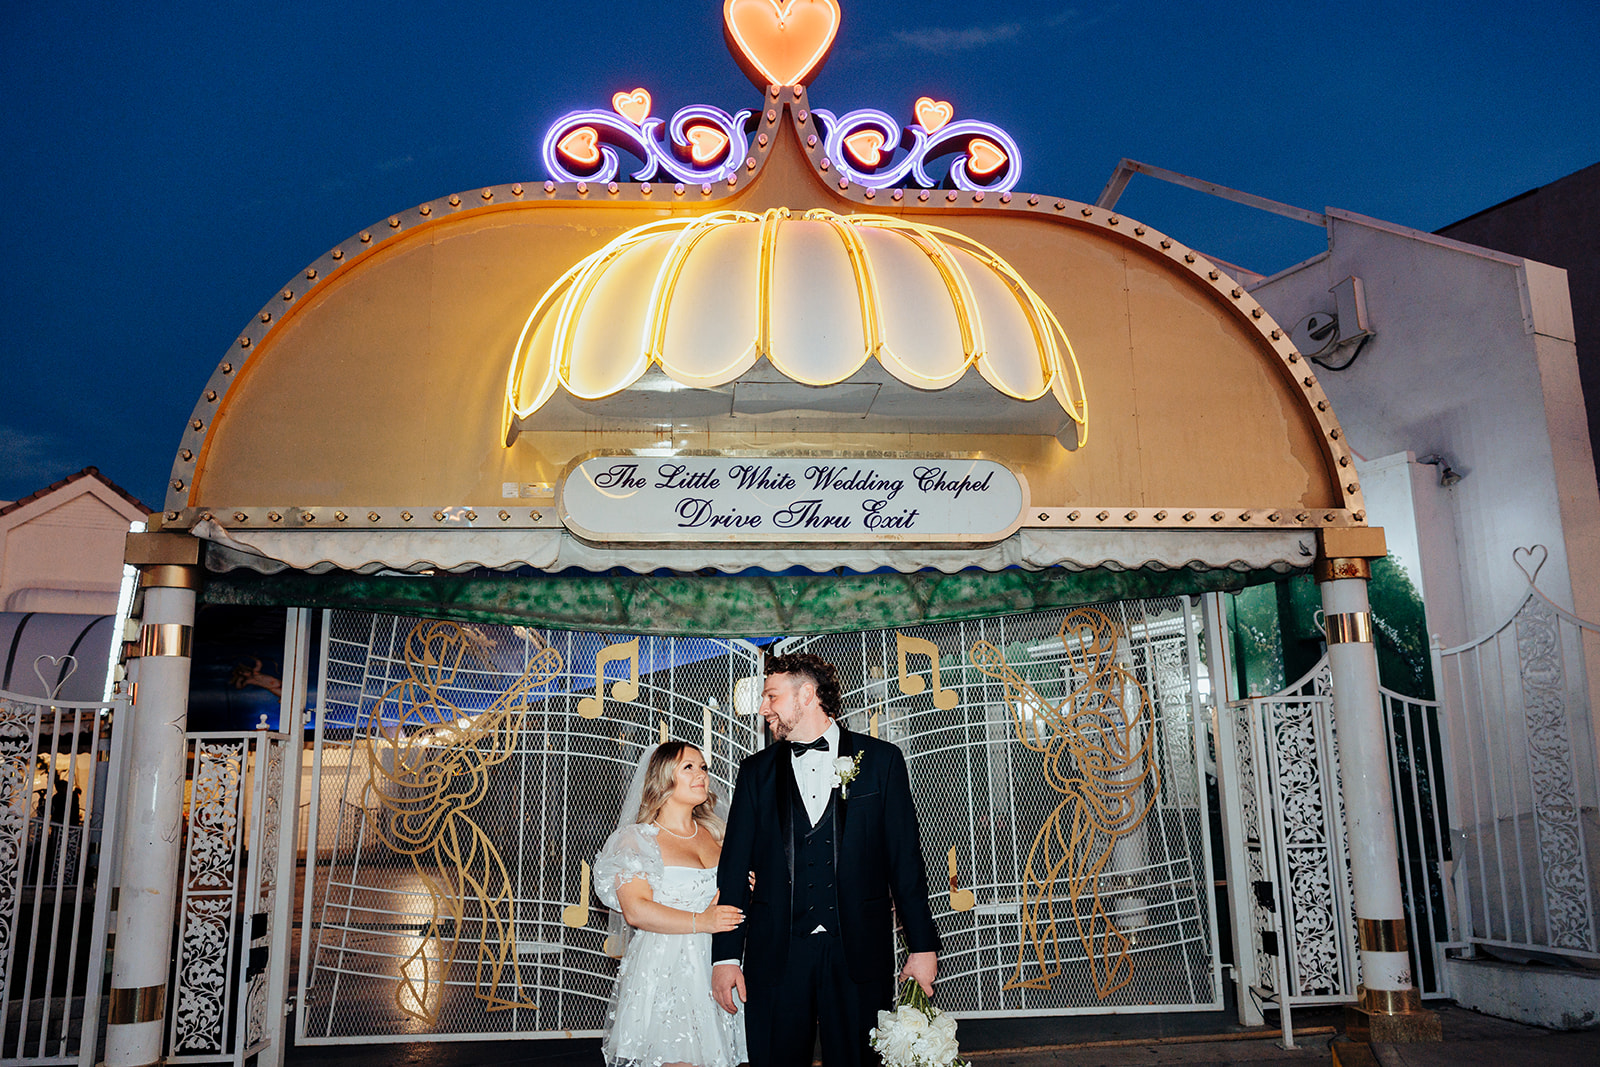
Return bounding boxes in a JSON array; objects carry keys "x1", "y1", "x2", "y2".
[
  {"x1": 685, "y1": 124, "x2": 731, "y2": 165},
  {"x1": 723, "y1": 0, "x2": 841, "y2": 88},
  {"x1": 611, "y1": 89, "x2": 652, "y2": 127},
  {"x1": 843, "y1": 128, "x2": 886, "y2": 167},
  {"x1": 556, "y1": 127, "x2": 602, "y2": 168},
  {"x1": 914, "y1": 97, "x2": 954, "y2": 133},
  {"x1": 967, "y1": 137, "x2": 1008, "y2": 177}
]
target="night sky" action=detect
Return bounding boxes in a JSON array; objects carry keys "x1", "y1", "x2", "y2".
[{"x1": 4, "y1": 1, "x2": 1597, "y2": 509}]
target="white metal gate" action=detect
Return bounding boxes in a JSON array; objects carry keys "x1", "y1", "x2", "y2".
[
  {"x1": 1222, "y1": 656, "x2": 1453, "y2": 1013},
  {"x1": 787, "y1": 597, "x2": 1223, "y2": 1016},
  {"x1": 295, "y1": 614, "x2": 767, "y2": 1042},
  {"x1": 1437, "y1": 555, "x2": 1600, "y2": 961},
  {"x1": 0, "y1": 683, "x2": 122, "y2": 1067},
  {"x1": 166, "y1": 731, "x2": 296, "y2": 1067}
]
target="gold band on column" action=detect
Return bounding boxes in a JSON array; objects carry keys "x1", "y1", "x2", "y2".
[
  {"x1": 1326, "y1": 611, "x2": 1375, "y2": 645},
  {"x1": 1358, "y1": 984, "x2": 1423, "y2": 1016},
  {"x1": 1314, "y1": 556, "x2": 1373, "y2": 582},
  {"x1": 1357, "y1": 917, "x2": 1409, "y2": 953},
  {"x1": 137, "y1": 623, "x2": 193, "y2": 659},
  {"x1": 138, "y1": 564, "x2": 203, "y2": 590},
  {"x1": 107, "y1": 983, "x2": 166, "y2": 1025}
]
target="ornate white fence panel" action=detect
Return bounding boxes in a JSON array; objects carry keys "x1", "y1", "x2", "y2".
[
  {"x1": 167, "y1": 732, "x2": 292, "y2": 1067},
  {"x1": 295, "y1": 615, "x2": 767, "y2": 1042},
  {"x1": 787, "y1": 597, "x2": 1223, "y2": 1016},
  {"x1": 0, "y1": 682, "x2": 123, "y2": 1067},
  {"x1": 1438, "y1": 566, "x2": 1600, "y2": 961},
  {"x1": 1223, "y1": 658, "x2": 1452, "y2": 1010}
]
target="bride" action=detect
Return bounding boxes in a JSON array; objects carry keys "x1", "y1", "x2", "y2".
[{"x1": 593, "y1": 741, "x2": 747, "y2": 1067}]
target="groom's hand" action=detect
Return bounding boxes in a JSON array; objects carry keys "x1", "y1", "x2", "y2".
[
  {"x1": 712, "y1": 963, "x2": 746, "y2": 1014},
  {"x1": 900, "y1": 951, "x2": 937, "y2": 997}
]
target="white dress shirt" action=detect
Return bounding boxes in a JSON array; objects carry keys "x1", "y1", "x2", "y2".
[
  {"x1": 790, "y1": 721, "x2": 841, "y2": 826},
  {"x1": 714, "y1": 721, "x2": 844, "y2": 965}
]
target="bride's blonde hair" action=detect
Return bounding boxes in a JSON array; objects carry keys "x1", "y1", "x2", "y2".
[{"x1": 636, "y1": 741, "x2": 725, "y2": 841}]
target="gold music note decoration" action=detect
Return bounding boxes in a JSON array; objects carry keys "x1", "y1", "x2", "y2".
[
  {"x1": 577, "y1": 637, "x2": 641, "y2": 719},
  {"x1": 362, "y1": 621, "x2": 565, "y2": 1023},
  {"x1": 970, "y1": 607, "x2": 1159, "y2": 1000},
  {"x1": 896, "y1": 632, "x2": 959, "y2": 709},
  {"x1": 948, "y1": 848, "x2": 975, "y2": 912},
  {"x1": 562, "y1": 861, "x2": 592, "y2": 928}
]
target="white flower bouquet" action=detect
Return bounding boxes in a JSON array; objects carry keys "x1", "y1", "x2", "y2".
[{"x1": 869, "y1": 978, "x2": 969, "y2": 1067}]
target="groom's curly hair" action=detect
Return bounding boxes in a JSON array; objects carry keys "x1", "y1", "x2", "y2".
[{"x1": 763, "y1": 653, "x2": 843, "y2": 719}]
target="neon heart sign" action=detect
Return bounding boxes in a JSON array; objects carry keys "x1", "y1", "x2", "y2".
[
  {"x1": 541, "y1": 0, "x2": 1024, "y2": 192},
  {"x1": 967, "y1": 138, "x2": 1008, "y2": 177},
  {"x1": 914, "y1": 97, "x2": 953, "y2": 133},
  {"x1": 685, "y1": 124, "x2": 731, "y2": 165},
  {"x1": 556, "y1": 127, "x2": 601, "y2": 168},
  {"x1": 843, "y1": 129, "x2": 886, "y2": 167},
  {"x1": 612, "y1": 89, "x2": 652, "y2": 126},
  {"x1": 723, "y1": 0, "x2": 841, "y2": 88}
]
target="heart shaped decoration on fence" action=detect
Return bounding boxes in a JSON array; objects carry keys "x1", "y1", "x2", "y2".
[
  {"x1": 1513, "y1": 544, "x2": 1549, "y2": 588},
  {"x1": 33, "y1": 654, "x2": 78, "y2": 701}
]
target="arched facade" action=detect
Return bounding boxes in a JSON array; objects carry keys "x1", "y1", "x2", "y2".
[{"x1": 95, "y1": 55, "x2": 1428, "y2": 1066}]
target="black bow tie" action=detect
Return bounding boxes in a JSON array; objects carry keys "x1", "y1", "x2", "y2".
[{"x1": 790, "y1": 736, "x2": 830, "y2": 754}]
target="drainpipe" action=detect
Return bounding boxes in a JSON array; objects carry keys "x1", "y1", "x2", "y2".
[
  {"x1": 104, "y1": 532, "x2": 201, "y2": 1067},
  {"x1": 1316, "y1": 528, "x2": 1441, "y2": 1059}
]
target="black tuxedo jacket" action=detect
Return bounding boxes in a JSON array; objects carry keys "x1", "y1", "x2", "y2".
[{"x1": 713, "y1": 728, "x2": 940, "y2": 985}]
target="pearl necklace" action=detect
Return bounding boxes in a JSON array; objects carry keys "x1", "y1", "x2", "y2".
[{"x1": 654, "y1": 819, "x2": 699, "y2": 840}]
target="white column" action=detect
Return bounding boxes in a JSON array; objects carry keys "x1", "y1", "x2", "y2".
[
  {"x1": 105, "y1": 568, "x2": 197, "y2": 1066},
  {"x1": 1319, "y1": 567, "x2": 1420, "y2": 1016}
]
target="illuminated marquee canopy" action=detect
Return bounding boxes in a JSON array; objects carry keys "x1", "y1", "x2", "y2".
[
  {"x1": 161, "y1": 0, "x2": 1366, "y2": 589},
  {"x1": 506, "y1": 208, "x2": 1087, "y2": 441}
]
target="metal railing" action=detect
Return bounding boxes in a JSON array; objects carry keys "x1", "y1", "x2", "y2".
[
  {"x1": 0, "y1": 678, "x2": 124, "y2": 1067},
  {"x1": 1435, "y1": 551, "x2": 1600, "y2": 962}
]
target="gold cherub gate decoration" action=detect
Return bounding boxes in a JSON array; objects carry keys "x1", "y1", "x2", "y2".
[
  {"x1": 970, "y1": 607, "x2": 1161, "y2": 999},
  {"x1": 361, "y1": 621, "x2": 563, "y2": 1024}
]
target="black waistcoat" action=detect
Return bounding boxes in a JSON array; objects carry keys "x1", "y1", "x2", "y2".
[{"x1": 790, "y1": 791, "x2": 840, "y2": 937}]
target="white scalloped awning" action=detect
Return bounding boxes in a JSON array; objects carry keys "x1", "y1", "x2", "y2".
[
  {"x1": 194, "y1": 521, "x2": 1314, "y2": 577},
  {"x1": 507, "y1": 208, "x2": 1087, "y2": 440}
]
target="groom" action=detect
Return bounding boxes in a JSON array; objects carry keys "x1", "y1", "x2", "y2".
[{"x1": 713, "y1": 653, "x2": 939, "y2": 1066}]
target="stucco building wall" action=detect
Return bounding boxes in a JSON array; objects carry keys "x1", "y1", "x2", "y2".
[{"x1": 1249, "y1": 210, "x2": 1596, "y2": 643}]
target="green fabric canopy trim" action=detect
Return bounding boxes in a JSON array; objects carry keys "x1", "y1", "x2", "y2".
[{"x1": 201, "y1": 564, "x2": 1290, "y2": 636}]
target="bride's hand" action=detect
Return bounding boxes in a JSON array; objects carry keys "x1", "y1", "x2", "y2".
[{"x1": 696, "y1": 890, "x2": 744, "y2": 934}]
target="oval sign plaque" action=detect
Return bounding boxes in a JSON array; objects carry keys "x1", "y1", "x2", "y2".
[{"x1": 559, "y1": 453, "x2": 1027, "y2": 543}]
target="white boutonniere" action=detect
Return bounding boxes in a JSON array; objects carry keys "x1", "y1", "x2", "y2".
[{"x1": 832, "y1": 752, "x2": 864, "y2": 797}]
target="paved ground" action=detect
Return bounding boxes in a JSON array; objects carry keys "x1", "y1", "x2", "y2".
[{"x1": 279, "y1": 1003, "x2": 1600, "y2": 1067}]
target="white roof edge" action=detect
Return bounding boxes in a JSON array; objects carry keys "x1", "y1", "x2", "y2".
[
  {"x1": 0, "y1": 477, "x2": 150, "y2": 531},
  {"x1": 1322, "y1": 206, "x2": 1529, "y2": 268},
  {"x1": 1247, "y1": 249, "x2": 1333, "y2": 291}
]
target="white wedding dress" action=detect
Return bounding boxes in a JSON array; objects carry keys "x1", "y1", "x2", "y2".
[{"x1": 593, "y1": 824, "x2": 747, "y2": 1067}]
